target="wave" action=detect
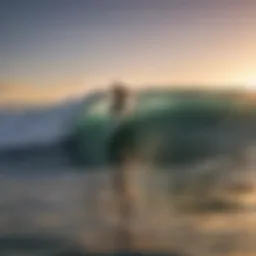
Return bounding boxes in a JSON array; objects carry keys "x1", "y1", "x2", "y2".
[{"x1": 0, "y1": 91, "x2": 105, "y2": 150}]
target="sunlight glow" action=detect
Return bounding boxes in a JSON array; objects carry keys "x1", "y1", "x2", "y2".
[{"x1": 245, "y1": 77, "x2": 256, "y2": 91}]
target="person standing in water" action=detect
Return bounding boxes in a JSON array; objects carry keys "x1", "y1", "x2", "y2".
[{"x1": 107, "y1": 82, "x2": 137, "y2": 252}]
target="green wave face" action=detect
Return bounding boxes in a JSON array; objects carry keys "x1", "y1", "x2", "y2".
[{"x1": 68, "y1": 90, "x2": 256, "y2": 168}]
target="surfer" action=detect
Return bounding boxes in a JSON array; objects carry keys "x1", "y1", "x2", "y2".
[{"x1": 107, "y1": 82, "x2": 137, "y2": 252}]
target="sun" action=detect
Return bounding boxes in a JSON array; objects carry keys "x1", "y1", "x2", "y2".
[{"x1": 245, "y1": 77, "x2": 256, "y2": 91}]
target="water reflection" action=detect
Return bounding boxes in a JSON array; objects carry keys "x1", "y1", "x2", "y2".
[{"x1": 0, "y1": 154, "x2": 255, "y2": 256}]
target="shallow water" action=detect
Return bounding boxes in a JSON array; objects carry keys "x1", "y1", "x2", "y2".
[{"x1": 0, "y1": 162, "x2": 256, "y2": 256}]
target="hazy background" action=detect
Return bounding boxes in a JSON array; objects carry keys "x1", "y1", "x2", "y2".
[{"x1": 1, "y1": 0, "x2": 256, "y2": 106}]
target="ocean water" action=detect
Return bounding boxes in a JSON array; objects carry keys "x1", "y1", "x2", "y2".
[
  {"x1": 0, "y1": 154, "x2": 256, "y2": 256},
  {"x1": 1, "y1": 88, "x2": 256, "y2": 255}
]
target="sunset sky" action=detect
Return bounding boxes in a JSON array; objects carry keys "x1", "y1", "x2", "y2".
[{"x1": 1, "y1": 0, "x2": 256, "y2": 103}]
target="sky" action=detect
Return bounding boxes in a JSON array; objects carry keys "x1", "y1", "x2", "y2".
[{"x1": 1, "y1": 0, "x2": 256, "y2": 103}]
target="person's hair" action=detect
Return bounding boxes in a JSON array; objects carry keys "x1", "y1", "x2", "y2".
[{"x1": 110, "y1": 82, "x2": 129, "y2": 116}]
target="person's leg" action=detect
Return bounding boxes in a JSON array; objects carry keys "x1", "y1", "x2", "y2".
[{"x1": 112, "y1": 161, "x2": 134, "y2": 251}]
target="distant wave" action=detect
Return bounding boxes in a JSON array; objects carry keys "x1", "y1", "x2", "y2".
[{"x1": 0, "y1": 91, "x2": 105, "y2": 150}]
